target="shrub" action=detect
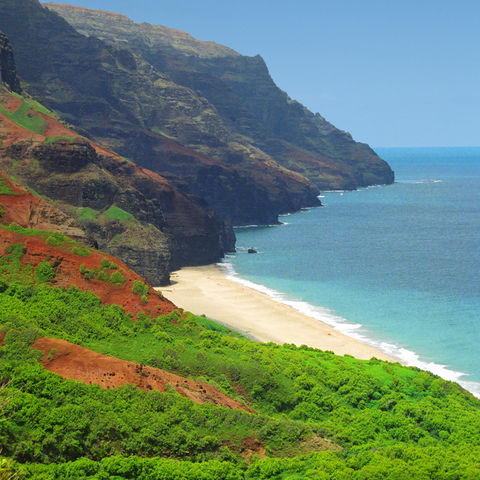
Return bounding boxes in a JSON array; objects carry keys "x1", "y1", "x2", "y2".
[
  {"x1": 97, "y1": 270, "x2": 108, "y2": 281},
  {"x1": 45, "y1": 234, "x2": 65, "y2": 247},
  {"x1": 80, "y1": 265, "x2": 98, "y2": 281},
  {"x1": 70, "y1": 246, "x2": 90, "y2": 256},
  {"x1": 132, "y1": 280, "x2": 149, "y2": 297},
  {"x1": 100, "y1": 258, "x2": 118, "y2": 270},
  {"x1": 34, "y1": 261, "x2": 56, "y2": 283},
  {"x1": 109, "y1": 271, "x2": 126, "y2": 286}
]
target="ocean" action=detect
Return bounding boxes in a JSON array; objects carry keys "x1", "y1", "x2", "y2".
[{"x1": 220, "y1": 147, "x2": 480, "y2": 397}]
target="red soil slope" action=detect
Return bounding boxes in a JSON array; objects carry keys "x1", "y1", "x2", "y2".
[
  {"x1": 0, "y1": 174, "x2": 86, "y2": 242},
  {"x1": 0, "y1": 228, "x2": 176, "y2": 317},
  {"x1": 0, "y1": 88, "x2": 139, "y2": 162},
  {"x1": 0, "y1": 174, "x2": 176, "y2": 317},
  {"x1": 0, "y1": 111, "x2": 44, "y2": 146},
  {"x1": 33, "y1": 337, "x2": 252, "y2": 412}
]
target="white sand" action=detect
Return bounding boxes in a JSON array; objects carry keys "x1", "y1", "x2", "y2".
[{"x1": 159, "y1": 264, "x2": 393, "y2": 362}]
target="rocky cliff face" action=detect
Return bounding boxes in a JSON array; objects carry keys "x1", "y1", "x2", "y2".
[
  {"x1": 0, "y1": 84, "x2": 233, "y2": 284},
  {"x1": 0, "y1": 0, "x2": 321, "y2": 226},
  {"x1": 0, "y1": 31, "x2": 21, "y2": 93},
  {"x1": 45, "y1": 3, "x2": 394, "y2": 191},
  {"x1": 0, "y1": 173, "x2": 92, "y2": 245}
]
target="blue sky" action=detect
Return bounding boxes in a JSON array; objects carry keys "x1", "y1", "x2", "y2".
[{"x1": 43, "y1": 0, "x2": 480, "y2": 147}]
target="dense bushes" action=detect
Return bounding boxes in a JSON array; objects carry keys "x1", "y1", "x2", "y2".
[{"x1": 1, "y1": 240, "x2": 480, "y2": 478}]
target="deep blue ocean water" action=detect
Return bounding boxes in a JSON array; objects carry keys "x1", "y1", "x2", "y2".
[{"x1": 221, "y1": 147, "x2": 480, "y2": 396}]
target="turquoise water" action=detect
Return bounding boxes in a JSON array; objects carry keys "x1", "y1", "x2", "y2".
[{"x1": 222, "y1": 147, "x2": 480, "y2": 396}]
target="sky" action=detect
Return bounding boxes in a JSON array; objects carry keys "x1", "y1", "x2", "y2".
[{"x1": 43, "y1": 0, "x2": 480, "y2": 147}]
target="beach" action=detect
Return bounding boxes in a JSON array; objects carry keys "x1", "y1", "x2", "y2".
[{"x1": 160, "y1": 264, "x2": 394, "y2": 362}]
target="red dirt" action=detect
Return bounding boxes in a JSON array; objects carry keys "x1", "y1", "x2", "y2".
[
  {"x1": 0, "y1": 90, "x2": 126, "y2": 162},
  {"x1": 0, "y1": 331, "x2": 5, "y2": 346},
  {"x1": 239, "y1": 436, "x2": 266, "y2": 460},
  {"x1": 0, "y1": 111, "x2": 44, "y2": 147},
  {"x1": 0, "y1": 176, "x2": 177, "y2": 318},
  {"x1": 0, "y1": 174, "x2": 57, "y2": 227},
  {"x1": 0, "y1": 227, "x2": 176, "y2": 318},
  {"x1": 3, "y1": 96, "x2": 22, "y2": 113},
  {"x1": 33, "y1": 337, "x2": 252, "y2": 412},
  {"x1": 39, "y1": 112, "x2": 80, "y2": 139},
  {"x1": 39, "y1": 112, "x2": 126, "y2": 161}
]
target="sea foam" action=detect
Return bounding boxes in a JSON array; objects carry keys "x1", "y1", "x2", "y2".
[{"x1": 217, "y1": 260, "x2": 480, "y2": 398}]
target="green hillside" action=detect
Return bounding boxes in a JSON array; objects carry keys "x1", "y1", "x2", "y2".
[{"x1": 1, "y1": 230, "x2": 480, "y2": 479}]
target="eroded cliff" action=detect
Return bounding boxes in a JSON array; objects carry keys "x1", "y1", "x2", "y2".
[
  {"x1": 46, "y1": 3, "x2": 394, "y2": 191},
  {"x1": 0, "y1": 83, "x2": 233, "y2": 284},
  {"x1": 0, "y1": 0, "x2": 321, "y2": 225}
]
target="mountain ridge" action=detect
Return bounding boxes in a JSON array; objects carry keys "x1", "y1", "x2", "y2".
[
  {"x1": 0, "y1": 77, "x2": 234, "y2": 284},
  {"x1": 0, "y1": 0, "x2": 322, "y2": 225},
  {"x1": 45, "y1": 2, "x2": 394, "y2": 191}
]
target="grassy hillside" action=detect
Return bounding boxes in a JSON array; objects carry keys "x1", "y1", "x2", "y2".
[{"x1": 0, "y1": 225, "x2": 479, "y2": 479}]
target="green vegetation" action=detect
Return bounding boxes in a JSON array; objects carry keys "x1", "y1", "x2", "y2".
[
  {"x1": 43, "y1": 136, "x2": 79, "y2": 145},
  {"x1": 76, "y1": 207, "x2": 100, "y2": 222},
  {"x1": 0, "y1": 203, "x2": 4, "y2": 218},
  {"x1": 33, "y1": 260, "x2": 55, "y2": 283},
  {"x1": 0, "y1": 178, "x2": 16, "y2": 195},
  {"x1": 1, "y1": 238, "x2": 480, "y2": 478},
  {"x1": 109, "y1": 270, "x2": 126, "y2": 286},
  {"x1": 101, "y1": 258, "x2": 118, "y2": 270},
  {"x1": 24, "y1": 185, "x2": 52, "y2": 204},
  {"x1": 80, "y1": 258, "x2": 122, "y2": 283},
  {"x1": 69, "y1": 246, "x2": 90, "y2": 256},
  {"x1": 0, "y1": 224, "x2": 92, "y2": 259},
  {"x1": 0, "y1": 98, "x2": 47, "y2": 136},
  {"x1": 104, "y1": 205, "x2": 135, "y2": 223},
  {"x1": 132, "y1": 280, "x2": 149, "y2": 296},
  {"x1": 74, "y1": 205, "x2": 137, "y2": 228}
]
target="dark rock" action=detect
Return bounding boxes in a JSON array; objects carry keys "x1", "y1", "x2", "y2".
[
  {"x1": 45, "y1": 3, "x2": 394, "y2": 191},
  {"x1": 0, "y1": 0, "x2": 321, "y2": 226},
  {"x1": 0, "y1": 85, "x2": 234, "y2": 284},
  {"x1": 0, "y1": 31, "x2": 21, "y2": 93}
]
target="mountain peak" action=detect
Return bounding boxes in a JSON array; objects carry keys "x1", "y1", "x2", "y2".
[{"x1": 45, "y1": 2, "x2": 241, "y2": 58}]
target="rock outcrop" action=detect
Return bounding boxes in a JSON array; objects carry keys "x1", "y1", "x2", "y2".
[
  {"x1": 0, "y1": 31, "x2": 21, "y2": 93},
  {"x1": 0, "y1": 85, "x2": 234, "y2": 284}
]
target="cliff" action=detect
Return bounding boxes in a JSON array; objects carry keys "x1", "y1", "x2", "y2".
[
  {"x1": 0, "y1": 0, "x2": 321, "y2": 226},
  {"x1": 0, "y1": 31, "x2": 21, "y2": 93},
  {"x1": 0, "y1": 84, "x2": 233, "y2": 284},
  {"x1": 46, "y1": 3, "x2": 394, "y2": 191}
]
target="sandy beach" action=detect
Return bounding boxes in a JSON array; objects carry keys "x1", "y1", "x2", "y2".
[{"x1": 159, "y1": 264, "x2": 394, "y2": 362}]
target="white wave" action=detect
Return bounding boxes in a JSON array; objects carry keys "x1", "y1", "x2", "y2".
[
  {"x1": 235, "y1": 223, "x2": 285, "y2": 229},
  {"x1": 216, "y1": 261, "x2": 480, "y2": 398},
  {"x1": 400, "y1": 179, "x2": 443, "y2": 184}
]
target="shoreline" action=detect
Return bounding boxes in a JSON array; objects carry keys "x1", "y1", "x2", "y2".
[{"x1": 160, "y1": 264, "x2": 395, "y2": 362}]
